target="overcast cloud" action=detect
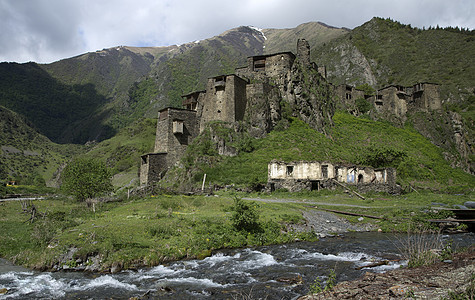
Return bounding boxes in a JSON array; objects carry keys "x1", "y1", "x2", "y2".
[{"x1": 1, "y1": 0, "x2": 474, "y2": 63}]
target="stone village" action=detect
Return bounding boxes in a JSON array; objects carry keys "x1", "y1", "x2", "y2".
[{"x1": 140, "y1": 40, "x2": 441, "y2": 193}]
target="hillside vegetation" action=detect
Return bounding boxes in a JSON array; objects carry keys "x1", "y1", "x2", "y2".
[
  {"x1": 0, "y1": 106, "x2": 83, "y2": 185},
  {"x1": 313, "y1": 17, "x2": 475, "y2": 100},
  {"x1": 166, "y1": 112, "x2": 473, "y2": 193},
  {"x1": 0, "y1": 63, "x2": 113, "y2": 144},
  {"x1": 0, "y1": 18, "x2": 473, "y2": 189}
]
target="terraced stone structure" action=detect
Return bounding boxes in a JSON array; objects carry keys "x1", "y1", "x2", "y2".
[{"x1": 140, "y1": 39, "x2": 334, "y2": 185}]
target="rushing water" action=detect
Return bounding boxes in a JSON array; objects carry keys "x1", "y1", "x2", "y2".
[{"x1": 1, "y1": 232, "x2": 474, "y2": 299}]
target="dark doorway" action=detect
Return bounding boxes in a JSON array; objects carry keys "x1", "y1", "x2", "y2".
[
  {"x1": 358, "y1": 174, "x2": 363, "y2": 183},
  {"x1": 310, "y1": 181, "x2": 319, "y2": 191}
]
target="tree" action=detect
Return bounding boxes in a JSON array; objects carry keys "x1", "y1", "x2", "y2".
[
  {"x1": 61, "y1": 158, "x2": 113, "y2": 202},
  {"x1": 230, "y1": 197, "x2": 262, "y2": 233},
  {"x1": 355, "y1": 97, "x2": 372, "y2": 114},
  {"x1": 355, "y1": 83, "x2": 375, "y2": 96}
]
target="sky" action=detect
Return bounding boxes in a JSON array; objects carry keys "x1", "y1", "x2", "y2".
[{"x1": 1, "y1": 0, "x2": 474, "y2": 64}]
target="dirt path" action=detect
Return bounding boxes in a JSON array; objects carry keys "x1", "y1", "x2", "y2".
[
  {"x1": 242, "y1": 197, "x2": 375, "y2": 236},
  {"x1": 243, "y1": 197, "x2": 373, "y2": 208}
]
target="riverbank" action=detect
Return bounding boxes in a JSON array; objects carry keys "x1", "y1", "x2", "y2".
[
  {"x1": 301, "y1": 245, "x2": 475, "y2": 299},
  {"x1": 0, "y1": 191, "x2": 472, "y2": 273}
]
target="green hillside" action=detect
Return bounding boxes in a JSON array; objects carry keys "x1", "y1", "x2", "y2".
[
  {"x1": 76, "y1": 118, "x2": 156, "y2": 188},
  {"x1": 0, "y1": 19, "x2": 473, "y2": 190},
  {"x1": 0, "y1": 62, "x2": 113, "y2": 144},
  {"x1": 0, "y1": 105, "x2": 83, "y2": 185},
  {"x1": 168, "y1": 112, "x2": 473, "y2": 193},
  {"x1": 263, "y1": 21, "x2": 349, "y2": 54},
  {"x1": 313, "y1": 17, "x2": 475, "y2": 100}
]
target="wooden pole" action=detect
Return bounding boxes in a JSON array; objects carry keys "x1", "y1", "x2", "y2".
[
  {"x1": 331, "y1": 179, "x2": 366, "y2": 200},
  {"x1": 201, "y1": 174, "x2": 207, "y2": 192},
  {"x1": 317, "y1": 207, "x2": 384, "y2": 220}
]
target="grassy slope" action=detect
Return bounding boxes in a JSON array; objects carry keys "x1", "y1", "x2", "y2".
[
  {"x1": 190, "y1": 112, "x2": 473, "y2": 192},
  {"x1": 313, "y1": 17, "x2": 475, "y2": 99},
  {"x1": 0, "y1": 63, "x2": 112, "y2": 144},
  {"x1": 0, "y1": 190, "x2": 470, "y2": 270},
  {"x1": 262, "y1": 22, "x2": 349, "y2": 54},
  {"x1": 0, "y1": 194, "x2": 309, "y2": 270},
  {"x1": 78, "y1": 118, "x2": 157, "y2": 188},
  {"x1": 0, "y1": 106, "x2": 84, "y2": 185}
]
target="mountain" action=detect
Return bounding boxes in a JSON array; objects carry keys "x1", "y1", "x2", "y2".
[
  {"x1": 0, "y1": 105, "x2": 83, "y2": 185},
  {"x1": 0, "y1": 18, "x2": 473, "y2": 186},
  {"x1": 312, "y1": 17, "x2": 475, "y2": 100}
]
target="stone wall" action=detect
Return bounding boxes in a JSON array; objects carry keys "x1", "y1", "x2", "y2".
[
  {"x1": 411, "y1": 83, "x2": 441, "y2": 111},
  {"x1": 334, "y1": 84, "x2": 365, "y2": 114},
  {"x1": 199, "y1": 75, "x2": 248, "y2": 131},
  {"x1": 374, "y1": 85, "x2": 408, "y2": 120},
  {"x1": 139, "y1": 153, "x2": 168, "y2": 185},
  {"x1": 268, "y1": 160, "x2": 398, "y2": 193},
  {"x1": 297, "y1": 39, "x2": 311, "y2": 65},
  {"x1": 244, "y1": 82, "x2": 281, "y2": 137}
]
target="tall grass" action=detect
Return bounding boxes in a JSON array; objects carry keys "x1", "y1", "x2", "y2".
[{"x1": 395, "y1": 227, "x2": 453, "y2": 268}]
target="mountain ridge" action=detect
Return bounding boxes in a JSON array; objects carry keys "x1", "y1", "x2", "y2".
[{"x1": 0, "y1": 18, "x2": 473, "y2": 185}]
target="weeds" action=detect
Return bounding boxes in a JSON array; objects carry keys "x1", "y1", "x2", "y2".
[
  {"x1": 395, "y1": 226, "x2": 453, "y2": 267},
  {"x1": 309, "y1": 268, "x2": 337, "y2": 294}
]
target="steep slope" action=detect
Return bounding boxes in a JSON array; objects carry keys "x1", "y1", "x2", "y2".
[
  {"x1": 0, "y1": 62, "x2": 112, "y2": 144},
  {"x1": 262, "y1": 22, "x2": 349, "y2": 54},
  {"x1": 164, "y1": 113, "x2": 473, "y2": 193},
  {"x1": 0, "y1": 105, "x2": 83, "y2": 185},
  {"x1": 312, "y1": 17, "x2": 475, "y2": 100},
  {"x1": 125, "y1": 26, "x2": 267, "y2": 121},
  {"x1": 1, "y1": 19, "x2": 474, "y2": 187},
  {"x1": 309, "y1": 17, "x2": 474, "y2": 173},
  {"x1": 0, "y1": 23, "x2": 346, "y2": 144}
]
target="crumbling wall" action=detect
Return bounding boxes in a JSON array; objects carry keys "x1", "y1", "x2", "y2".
[
  {"x1": 139, "y1": 153, "x2": 168, "y2": 186},
  {"x1": 334, "y1": 84, "x2": 365, "y2": 114},
  {"x1": 268, "y1": 160, "x2": 398, "y2": 193},
  {"x1": 243, "y1": 81, "x2": 282, "y2": 137}
]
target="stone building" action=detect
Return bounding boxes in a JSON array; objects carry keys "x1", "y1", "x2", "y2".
[
  {"x1": 140, "y1": 39, "x2": 333, "y2": 186},
  {"x1": 373, "y1": 85, "x2": 409, "y2": 119},
  {"x1": 140, "y1": 107, "x2": 198, "y2": 185},
  {"x1": 409, "y1": 82, "x2": 441, "y2": 110},
  {"x1": 334, "y1": 84, "x2": 366, "y2": 114},
  {"x1": 268, "y1": 160, "x2": 397, "y2": 193},
  {"x1": 335, "y1": 82, "x2": 441, "y2": 120},
  {"x1": 197, "y1": 75, "x2": 248, "y2": 132}
]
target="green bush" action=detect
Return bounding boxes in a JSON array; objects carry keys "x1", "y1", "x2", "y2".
[
  {"x1": 309, "y1": 269, "x2": 337, "y2": 294},
  {"x1": 61, "y1": 158, "x2": 113, "y2": 202},
  {"x1": 230, "y1": 197, "x2": 262, "y2": 233},
  {"x1": 355, "y1": 97, "x2": 372, "y2": 114}
]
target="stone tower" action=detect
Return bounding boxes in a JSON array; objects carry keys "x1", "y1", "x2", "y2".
[{"x1": 297, "y1": 39, "x2": 311, "y2": 65}]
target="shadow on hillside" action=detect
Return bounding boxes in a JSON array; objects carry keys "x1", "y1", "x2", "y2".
[{"x1": 0, "y1": 62, "x2": 116, "y2": 144}]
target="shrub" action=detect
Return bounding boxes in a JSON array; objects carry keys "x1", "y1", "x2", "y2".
[
  {"x1": 355, "y1": 97, "x2": 372, "y2": 114},
  {"x1": 230, "y1": 197, "x2": 262, "y2": 233},
  {"x1": 309, "y1": 268, "x2": 337, "y2": 294},
  {"x1": 395, "y1": 227, "x2": 453, "y2": 268}
]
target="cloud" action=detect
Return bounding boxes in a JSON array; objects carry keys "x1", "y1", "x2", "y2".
[{"x1": 0, "y1": 0, "x2": 473, "y2": 63}]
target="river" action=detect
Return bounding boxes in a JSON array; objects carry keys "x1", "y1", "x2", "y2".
[{"x1": 1, "y1": 232, "x2": 474, "y2": 299}]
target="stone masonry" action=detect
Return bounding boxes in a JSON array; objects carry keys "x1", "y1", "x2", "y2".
[{"x1": 140, "y1": 39, "x2": 333, "y2": 186}]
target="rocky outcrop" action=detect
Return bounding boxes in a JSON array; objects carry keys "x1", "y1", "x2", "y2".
[
  {"x1": 410, "y1": 110, "x2": 474, "y2": 174},
  {"x1": 300, "y1": 246, "x2": 475, "y2": 300},
  {"x1": 321, "y1": 41, "x2": 377, "y2": 87}
]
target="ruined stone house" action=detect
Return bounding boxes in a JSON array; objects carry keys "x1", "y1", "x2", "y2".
[
  {"x1": 335, "y1": 82, "x2": 441, "y2": 120},
  {"x1": 268, "y1": 160, "x2": 397, "y2": 193},
  {"x1": 140, "y1": 39, "x2": 331, "y2": 186}
]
